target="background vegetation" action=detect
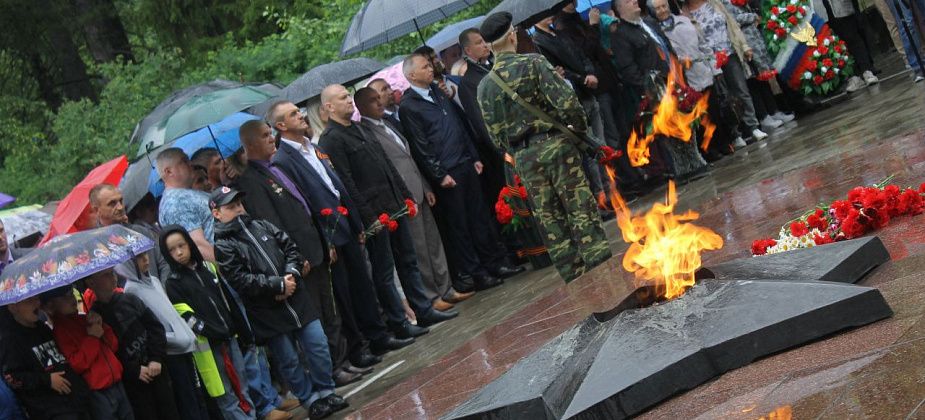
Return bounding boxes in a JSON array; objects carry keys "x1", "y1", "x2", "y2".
[{"x1": 0, "y1": 0, "x2": 499, "y2": 203}]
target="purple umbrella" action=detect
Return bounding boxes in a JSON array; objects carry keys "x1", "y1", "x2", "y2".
[{"x1": 0, "y1": 193, "x2": 14, "y2": 209}]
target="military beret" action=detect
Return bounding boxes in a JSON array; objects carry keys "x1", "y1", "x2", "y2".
[{"x1": 480, "y1": 12, "x2": 513, "y2": 43}]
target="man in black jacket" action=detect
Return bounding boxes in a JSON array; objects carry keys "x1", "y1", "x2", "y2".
[
  {"x1": 84, "y1": 269, "x2": 180, "y2": 420},
  {"x1": 211, "y1": 187, "x2": 348, "y2": 419},
  {"x1": 1, "y1": 297, "x2": 91, "y2": 420},
  {"x1": 400, "y1": 53, "x2": 523, "y2": 290},
  {"x1": 319, "y1": 84, "x2": 458, "y2": 327},
  {"x1": 235, "y1": 120, "x2": 387, "y2": 380}
]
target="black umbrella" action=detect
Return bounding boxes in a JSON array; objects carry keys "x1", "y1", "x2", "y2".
[
  {"x1": 340, "y1": 0, "x2": 479, "y2": 56},
  {"x1": 489, "y1": 0, "x2": 571, "y2": 28},
  {"x1": 281, "y1": 58, "x2": 386, "y2": 106}
]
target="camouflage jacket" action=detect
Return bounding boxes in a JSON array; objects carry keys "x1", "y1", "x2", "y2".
[{"x1": 476, "y1": 51, "x2": 589, "y2": 152}]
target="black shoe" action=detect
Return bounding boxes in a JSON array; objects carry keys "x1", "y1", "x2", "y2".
[
  {"x1": 453, "y1": 272, "x2": 475, "y2": 293},
  {"x1": 393, "y1": 323, "x2": 429, "y2": 339},
  {"x1": 324, "y1": 394, "x2": 349, "y2": 412},
  {"x1": 333, "y1": 369, "x2": 363, "y2": 387},
  {"x1": 474, "y1": 274, "x2": 503, "y2": 291},
  {"x1": 491, "y1": 265, "x2": 525, "y2": 279},
  {"x1": 417, "y1": 308, "x2": 459, "y2": 327},
  {"x1": 308, "y1": 398, "x2": 334, "y2": 419},
  {"x1": 369, "y1": 336, "x2": 415, "y2": 355},
  {"x1": 349, "y1": 351, "x2": 381, "y2": 370}
]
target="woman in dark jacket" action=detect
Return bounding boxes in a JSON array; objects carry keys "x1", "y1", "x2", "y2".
[{"x1": 159, "y1": 225, "x2": 256, "y2": 420}]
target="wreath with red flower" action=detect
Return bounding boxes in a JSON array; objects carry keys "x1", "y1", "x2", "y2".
[
  {"x1": 762, "y1": 0, "x2": 810, "y2": 55},
  {"x1": 798, "y1": 36, "x2": 855, "y2": 95}
]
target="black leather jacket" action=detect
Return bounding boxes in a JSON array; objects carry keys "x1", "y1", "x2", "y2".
[
  {"x1": 214, "y1": 215, "x2": 318, "y2": 342},
  {"x1": 92, "y1": 292, "x2": 167, "y2": 383}
]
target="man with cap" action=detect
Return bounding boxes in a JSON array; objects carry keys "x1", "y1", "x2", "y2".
[{"x1": 476, "y1": 12, "x2": 612, "y2": 283}]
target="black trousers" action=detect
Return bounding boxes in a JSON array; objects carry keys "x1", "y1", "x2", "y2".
[
  {"x1": 333, "y1": 239, "x2": 395, "y2": 339},
  {"x1": 305, "y1": 261, "x2": 365, "y2": 368},
  {"x1": 435, "y1": 163, "x2": 506, "y2": 277},
  {"x1": 165, "y1": 353, "x2": 209, "y2": 420},
  {"x1": 122, "y1": 368, "x2": 180, "y2": 420},
  {"x1": 829, "y1": 14, "x2": 875, "y2": 72},
  {"x1": 366, "y1": 219, "x2": 434, "y2": 319},
  {"x1": 746, "y1": 78, "x2": 780, "y2": 121}
]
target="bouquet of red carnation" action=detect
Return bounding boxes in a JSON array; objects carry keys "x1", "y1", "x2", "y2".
[
  {"x1": 363, "y1": 199, "x2": 418, "y2": 237},
  {"x1": 750, "y1": 176, "x2": 925, "y2": 256},
  {"x1": 318, "y1": 206, "x2": 349, "y2": 245},
  {"x1": 598, "y1": 145, "x2": 623, "y2": 165},
  {"x1": 714, "y1": 50, "x2": 729, "y2": 69},
  {"x1": 673, "y1": 85, "x2": 704, "y2": 113},
  {"x1": 495, "y1": 175, "x2": 530, "y2": 233}
]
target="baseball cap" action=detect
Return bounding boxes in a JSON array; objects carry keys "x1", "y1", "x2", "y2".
[{"x1": 209, "y1": 186, "x2": 246, "y2": 209}]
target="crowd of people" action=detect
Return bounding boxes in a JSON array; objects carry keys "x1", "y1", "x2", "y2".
[{"x1": 1, "y1": 0, "x2": 922, "y2": 419}]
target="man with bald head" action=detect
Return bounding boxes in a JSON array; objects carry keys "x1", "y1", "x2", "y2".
[
  {"x1": 319, "y1": 84, "x2": 459, "y2": 328},
  {"x1": 269, "y1": 99, "x2": 428, "y2": 348}
]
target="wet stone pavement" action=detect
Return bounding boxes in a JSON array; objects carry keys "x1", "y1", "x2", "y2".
[{"x1": 334, "y1": 62, "x2": 925, "y2": 419}]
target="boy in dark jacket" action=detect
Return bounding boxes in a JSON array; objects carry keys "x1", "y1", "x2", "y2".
[
  {"x1": 159, "y1": 225, "x2": 257, "y2": 420},
  {"x1": 84, "y1": 268, "x2": 180, "y2": 420},
  {"x1": 210, "y1": 186, "x2": 348, "y2": 419},
  {"x1": 0, "y1": 295, "x2": 91, "y2": 420},
  {"x1": 42, "y1": 286, "x2": 134, "y2": 420}
]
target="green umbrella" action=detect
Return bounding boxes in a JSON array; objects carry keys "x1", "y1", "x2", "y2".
[{"x1": 161, "y1": 86, "x2": 275, "y2": 143}]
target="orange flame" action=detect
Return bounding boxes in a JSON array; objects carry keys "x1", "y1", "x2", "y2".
[
  {"x1": 605, "y1": 169, "x2": 723, "y2": 299},
  {"x1": 758, "y1": 405, "x2": 793, "y2": 420},
  {"x1": 626, "y1": 56, "x2": 716, "y2": 167}
]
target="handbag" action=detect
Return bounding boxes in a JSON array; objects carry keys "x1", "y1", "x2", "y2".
[{"x1": 486, "y1": 70, "x2": 603, "y2": 154}]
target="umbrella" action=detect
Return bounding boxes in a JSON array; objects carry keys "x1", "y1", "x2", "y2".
[
  {"x1": 0, "y1": 205, "x2": 51, "y2": 245},
  {"x1": 142, "y1": 112, "x2": 260, "y2": 199},
  {"x1": 489, "y1": 0, "x2": 571, "y2": 28},
  {"x1": 161, "y1": 86, "x2": 275, "y2": 145},
  {"x1": 576, "y1": 0, "x2": 611, "y2": 18},
  {"x1": 426, "y1": 15, "x2": 486, "y2": 53},
  {"x1": 0, "y1": 225, "x2": 153, "y2": 306},
  {"x1": 341, "y1": 0, "x2": 480, "y2": 56},
  {"x1": 0, "y1": 192, "x2": 14, "y2": 209},
  {"x1": 282, "y1": 58, "x2": 386, "y2": 106},
  {"x1": 39, "y1": 156, "x2": 129, "y2": 246}
]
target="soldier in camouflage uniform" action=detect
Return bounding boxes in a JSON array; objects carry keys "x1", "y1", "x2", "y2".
[{"x1": 476, "y1": 12, "x2": 612, "y2": 282}]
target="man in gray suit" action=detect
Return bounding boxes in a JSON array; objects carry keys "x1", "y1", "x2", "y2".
[{"x1": 354, "y1": 87, "x2": 474, "y2": 308}]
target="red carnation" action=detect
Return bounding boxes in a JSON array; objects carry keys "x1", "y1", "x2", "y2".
[
  {"x1": 807, "y1": 60, "x2": 818, "y2": 70},
  {"x1": 813, "y1": 75, "x2": 823, "y2": 85},
  {"x1": 320, "y1": 208, "x2": 333, "y2": 216},
  {"x1": 834, "y1": 45, "x2": 843, "y2": 53},
  {"x1": 787, "y1": 16, "x2": 798, "y2": 25},
  {"x1": 806, "y1": 213, "x2": 827, "y2": 231},
  {"x1": 751, "y1": 238, "x2": 777, "y2": 256},
  {"x1": 897, "y1": 188, "x2": 925, "y2": 215},
  {"x1": 790, "y1": 221, "x2": 809, "y2": 237},
  {"x1": 771, "y1": 6, "x2": 780, "y2": 14},
  {"x1": 405, "y1": 199, "x2": 417, "y2": 217},
  {"x1": 387, "y1": 220, "x2": 399, "y2": 232},
  {"x1": 715, "y1": 50, "x2": 729, "y2": 69},
  {"x1": 786, "y1": 4, "x2": 797, "y2": 13},
  {"x1": 831, "y1": 199, "x2": 853, "y2": 221},
  {"x1": 776, "y1": 28, "x2": 787, "y2": 37},
  {"x1": 919, "y1": 182, "x2": 925, "y2": 193},
  {"x1": 518, "y1": 186, "x2": 528, "y2": 199},
  {"x1": 799, "y1": 6, "x2": 807, "y2": 14},
  {"x1": 767, "y1": 20, "x2": 778, "y2": 30},
  {"x1": 838, "y1": 59, "x2": 846, "y2": 67},
  {"x1": 378, "y1": 213, "x2": 391, "y2": 225},
  {"x1": 598, "y1": 145, "x2": 623, "y2": 164},
  {"x1": 336, "y1": 206, "x2": 348, "y2": 216},
  {"x1": 825, "y1": 70, "x2": 835, "y2": 80},
  {"x1": 822, "y1": 58, "x2": 833, "y2": 67},
  {"x1": 813, "y1": 233, "x2": 834, "y2": 245},
  {"x1": 818, "y1": 46, "x2": 829, "y2": 55},
  {"x1": 495, "y1": 200, "x2": 514, "y2": 224}
]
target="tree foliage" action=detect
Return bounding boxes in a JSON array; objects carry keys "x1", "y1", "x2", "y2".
[{"x1": 0, "y1": 0, "x2": 500, "y2": 204}]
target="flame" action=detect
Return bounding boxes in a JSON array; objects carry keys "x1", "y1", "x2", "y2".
[
  {"x1": 626, "y1": 56, "x2": 716, "y2": 167},
  {"x1": 605, "y1": 171, "x2": 723, "y2": 299},
  {"x1": 758, "y1": 406, "x2": 792, "y2": 420}
]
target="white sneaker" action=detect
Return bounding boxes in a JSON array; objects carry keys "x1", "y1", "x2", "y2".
[
  {"x1": 751, "y1": 128, "x2": 769, "y2": 140},
  {"x1": 862, "y1": 70, "x2": 879, "y2": 85},
  {"x1": 845, "y1": 76, "x2": 865, "y2": 93},
  {"x1": 914, "y1": 73, "x2": 924, "y2": 83},
  {"x1": 760, "y1": 116, "x2": 783, "y2": 131},
  {"x1": 772, "y1": 112, "x2": 795, "y2": 123},
  {"x1": 733, "y1": 136, "x2": 747, "y2": 149}
]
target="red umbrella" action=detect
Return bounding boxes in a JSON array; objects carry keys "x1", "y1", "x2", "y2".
[{"x1": 39, "y1": 155, "x2": 129, "y2": 246}]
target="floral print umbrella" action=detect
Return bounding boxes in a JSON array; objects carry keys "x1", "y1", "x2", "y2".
[{"x1": 0, "y1": 225, "x2": 153, "y2": 306}]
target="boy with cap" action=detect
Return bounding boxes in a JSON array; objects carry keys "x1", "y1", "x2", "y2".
[
  {"x1": 1, "y1": 294, "x2": 91, "y2": 419},
  {"x1": 42, "y1": 285, "x2": 134, "y2": 419},
  {"x1": 210, "y1": 186, "x2": 348, "y2": 419}
]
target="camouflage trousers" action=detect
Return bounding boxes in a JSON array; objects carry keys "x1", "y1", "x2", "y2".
[{"x1": 514, "y1": 136, "x2": 612, "y2": 282}]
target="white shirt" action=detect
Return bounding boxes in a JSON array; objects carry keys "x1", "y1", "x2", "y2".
[
  {"x1": 410, "y1": 84, "x2": 434, "y2": 103},
  {"x1": 362, "y1": 117, "x2": 406, "y2": 151},
  {"x1": 280, "y1": 137, "x2": 340, "y2": 198}
]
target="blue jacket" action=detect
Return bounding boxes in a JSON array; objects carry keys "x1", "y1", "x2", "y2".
[
  {"x1": 273, "y1": 141, "x2": 364, "y2": 247},
  {"x1": 399, "y1": 84, "x2": 480, "y2": 182}
]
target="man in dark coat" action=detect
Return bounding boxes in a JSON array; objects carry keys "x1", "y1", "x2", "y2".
[
  {"x1": 268, "y1": 100, "x2": 428, "y2": 346},
  {"x1": 235, "y1": 120, "x2": 380, "y2": 384},
  {"x1": 211, "y1": 187, "x2": 348, "y2": 419},
  {"x1": 399, "y1": 53, "x2": 523, "y2": 291},
  {"x1": 318, "y1": 84, "x2": 458, "y2": 327}
]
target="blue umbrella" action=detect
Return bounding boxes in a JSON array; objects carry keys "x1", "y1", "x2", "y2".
[
  {"x1": 426, "y1": 15, "x2": 485, "y2": 53},
  {"x1": 576, "y1": 0, "x2": 611, "y2": 18},
  {"x1": 0, "y1": 192, "x2": 14, "y2": 210},
  {"x1": 0, "y1": 225, "x2": 153, "y2": 306},
  {"x1": 146, "y1": 112, "x2": 260, "y2": 198}
]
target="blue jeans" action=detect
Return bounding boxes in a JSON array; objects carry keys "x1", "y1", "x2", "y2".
[
  {"x1": 88, "y1": 382, "x2": 134, "y2": 420},
  {"x1": 243, "y1": 347, "x2": 283, "y2": 418},
  {"x1": 266, "y1": 320, "x2": 336, "y2": 407},
  {"x1": 886, "y1": 0, "x2": 925, "y2": 71},
  {"x1": 211, "y1": 340, "x2": 255, "y2": 420}
]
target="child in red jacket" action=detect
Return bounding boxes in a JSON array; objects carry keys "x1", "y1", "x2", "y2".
[{"x1": 42, "y1": 286, "x2": 134, "y2": 420}]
